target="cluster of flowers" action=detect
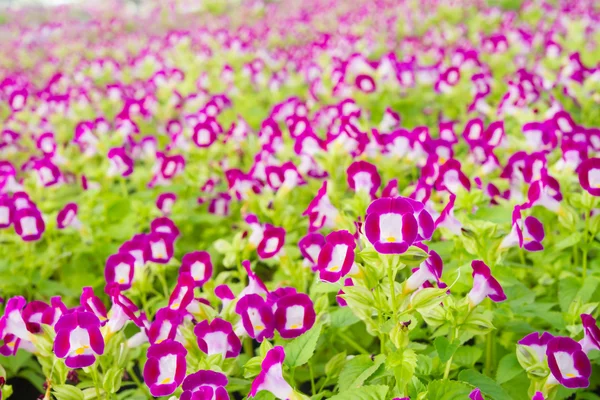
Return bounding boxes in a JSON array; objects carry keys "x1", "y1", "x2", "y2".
[{"x1": 0, "y1": 0, "x2": 599, "y2": 399}]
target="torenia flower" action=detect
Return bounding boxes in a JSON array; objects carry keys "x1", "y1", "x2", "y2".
[
  {"x1": 302, "y1": 182, "x2": 339, "y2": 232},
  {"x1": 500, "y1": 205, "x2": 544, "y2": 252},
  {"x1": 235, "y1": 294, "x2": 274, "y2": 342},
  {"x1": 181, "y1": 370, "x2": 229, "y2": 400},
  {"x1": 0, "y1": 297, "x2": 32, "y2": 342},
  {"x1": 194, "y1": 318, "x2": 241, "y2": 359},
  {"x1": 403, "y1": 250, "x2": 443, "y2": 293},
  {"x1": 54, "y1": 311, "x2": 104, "y2": 368},
  {"x1": 13, "y1": 207, "x2": 45, "y2": 241},
  {"x1": 156, "y1": 192, "x2": 177, "y2": 214},
  {"x1": 257, "y1": 225, "x2": 286, "y2": 259},
  {"x1": 274, "y1": 293, "x2": 316, "y2": 339},
  {"x1": 41, "y1": 296, "x2": 68, "y2": 327},
  {"x1": 580, "y1": 314, "x2": 600, "y2": 354},
  {"x1": 518, "y1": 332, "x2": 554, "y2": 364},
  {"x1": 168, "y1": 274, "x2": 195, "y2": 312},
  {"x1": 298, "y1": 232, "x2": 325, "y2": 268},
  {"x1": 22, "y1": 301, "x2": 49, "y2": 334},
  {"x1": 346, "y1": 160, "x2": 381, "y2": 198},
  {"x1": 532, "y1": 392, "x2": 544, "y2": 400},
  {"x1": 364, "y1": 197, "x2": 418, "y2": 254},
  {"x1": 180, "y1": 251, "x2": 213, "y2": 287},
  {"x1": 104, "y1": 253, "x2": 135, "y2": 290},
  {"x1": 148, "y1": 308, "x2": 182, "y2": 345},
  {"x1": 250, "y1": 346, "x2": 299, "y2": 400},
  {"x1": 143, "y1": 340, "x2": 187, "y2": 396},
  {"x1": 80, "y1": 287, "x2": 108, "y2": 323},
  {"x1": 147, "y1": 232, "x2": 174, "y2": 263},
  {"x1": 316, "y1": 230, "x2": 356, "y2": 282},
  {"x1": 578, "y1": 158, "x2": 600, "y2": 196},
  {"x1": 434, "y1": 194, "x2": 462, "y2": 237},
  {"x1": 57, "y1": 203, "x2": 82, "y2": 229},
  {"x1": 467, "y1": 261, "x2": 506, "y2": 308},
  {"x1": 469, "y1": 388, "x2": 484, "y2": 400},
  {"x1": 546, "y1": 337, "x2": 591, "y2": 389}
]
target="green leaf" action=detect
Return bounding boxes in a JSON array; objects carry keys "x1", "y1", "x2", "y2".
[
  {"x1": 337, "y1": 355, "x2": 375, "y2": 391},
  {"x1": 453, "y1": 346, "x2": 483, "y2": 367},
  {"x1": 553, "y1": 232, "x2": 582, "y2": 251},
  {"x1": 53, "y1": 384, "x2": 85, "y2": 400},
  {"x1": 343, "y1": 354, "x2": 385, "y2": 390},
  {"x1": 330, "y1": 307, "x2": 360, "y2": 328},
  {"x1": 389, "y1": 348, "x2": 417, "y2": 391},
  {"x1": 434, "y1": 337, "x2": 460, "y2": 363},
  {"x1": 427, "y1": 379, "x2": 473, "y2": 400},
  {"x1": 328, "y1": 385, "x2": 388, "y2": 400},
  {"x1": 325, "y1": 352, "x2": 347, "y2": 379},
  {"x1": 102, "y1": 367, "x2": 123, "y2": 394},
  {"x1": 458, "y1": 369, "x2": 512, "y2": 400},
  {"x1": 496, "y1": 354, "x2": 523, "y2": 384},
  {"x1": 559, "y1": 276, "x2": 580, "y2": 313},
  {"x1": 283, "y1": 323, "x2": 322, "y2": 368}
]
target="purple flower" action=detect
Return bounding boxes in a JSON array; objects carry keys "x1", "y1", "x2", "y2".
[
  {"x1": 194, "y1": 318, "x2": 241, "y2": 359},
  {"x1": 316, "y1": 230, "x2": 356, "y2": 282},
  {"x1": 13, "y1": 207, "x2": 45, "y2": 241},
  {"x1": 404, "y1": 250, "x2": 443, "y2": 293},
  {"x1": 41, "y1": 296, "x2": 68, "y2": 328},
  {"x1": 147, "y1": 232, "x2": 174, "y2": 263},
  {"x1": 468, "y1": 261, "x2": 506, "y2": 308},
  {"x1": 302, "y1": 182, "x2": 339, "y2": 232},
  {"x1": 257, "y1": 225, "x2": 286, "y2": 259},
  {"x1": 532, "y1": 392, "x2": 544, "y2": 400},
  {"x1": 156, "y1": 192, "x2": 177, "y2": 214},
  {"x1": 546, "y1": 336, "x2": 591, "y2": 389},
  {"x1": 168, "y1": 274, "x2": 195, "y2": 312},
  {"x1": 107, "y1": 147, "x2": 134, "y2": 177},
  {"x1": 54, "y1": 311, "x2": 104, "y2": 368},
  {"x1": 181, "y1": 370, "x2": 229, "y2": 400},
  {"x1": 250, "y1": 346, "x2": 294, "y2": 399},
  {"x1": 346, "y1": 160, "x2": 381, "y2": 198},
  {"x1": 22, "y1": 300, "x2": 49, "y2": 334},
  {"x1": 180, "y1": 251, "x2": 213, "y2": 287},
  {"x1": 57, "y1": 203, "x2": 82, "y2": 230},
  {"x1": 298, "y1": 232, "x2": 325, "y2": 268},
  {"x1": 235, "y1": 294, "x2": 274, "y2": 342},
  {"x1": 500, "y1": 205, "x2": 544, "y2": 252},
  {"x1": 578, "y1": 158, "x2": 600, "y2": 196},
  {"x1": 148, "y1": 308, "x2": 182, "y2": 344},
  {"x1": 364, "y1": 197, "x2": 418, "y2": 254},
  {"x1": 80, "y1": 287, "x2": 108, "y2": 324},
  {"x1": 469, "y1": 388, "x2": 484, "y2": 400},
  {"x1": 274, "y1": 293, "x2": 316, "y2": 339},
  {"x1": 355, "y1": 74, "x2": 376, "y2": 93},
  {"x1": 105, "y1": 253, "x2": 135, "y2": 290},
  {"x1": 0, "y1": 297, "x2": 32, "y2": 342},
  {"x1": 143, "y1": 340, "x2": 187, "y2": 396},
  {"x1": 580, "y1": 314, "x2": 600, "y2": 354},
  {"x1": 518, "y1": 332, "x2": 554, "y2": 363},
  {"x1": 150, "y1": 217, "x2": 180, "y2": 239}
]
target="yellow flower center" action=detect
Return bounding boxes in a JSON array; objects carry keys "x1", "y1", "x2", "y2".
[{"x1": 386, "y1": 236, "x2": 396, "y2": 243}]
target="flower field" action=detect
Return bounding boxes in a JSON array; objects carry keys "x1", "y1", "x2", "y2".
[{"x1": 0, "y1": 0, "x2": 599, "y2": 399}]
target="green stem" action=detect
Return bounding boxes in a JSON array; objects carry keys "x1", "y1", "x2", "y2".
[
  {"x1": 156, "y1": 266, "x2": 170, "y2": 299},
  {"x1": 308, "y1": 362, "x2": 316, "y2": 395},
  {"x1": 243, "y1": 337, "x2": 254, "y2": 357},
  {"x1": 485, "y1": 330, "x2": 494, "y2": 377},
  {"x1": 91, "y1": 363, "x2": 101, "y2": 400},
  {"x1": 583, "y1": 210, "x2": 590, "y2": 282},
  {"x1": 127, "y1": 365, "x2": 151, "y2": 398},
  {"x1": 387, "y1": 263, "x2": 398, "y2": 323},
  {"x1": 337, "y1": 331, "x2": 369, "y2": 355},
  {"x1": 443, "y1": 327, "x2": 458, "y2": 379}
]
